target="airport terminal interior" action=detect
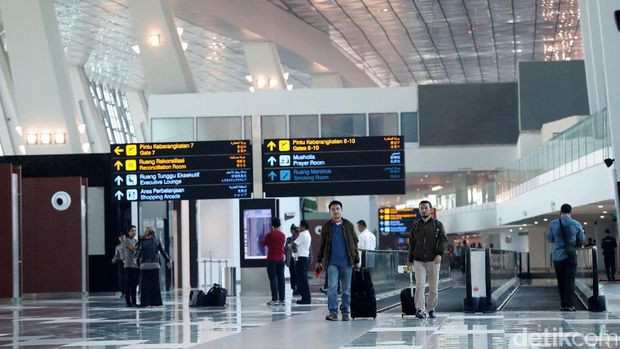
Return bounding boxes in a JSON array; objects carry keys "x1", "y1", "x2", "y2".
[{"x1": 2, "y1": 0, "x2": 620, "y2": 348}]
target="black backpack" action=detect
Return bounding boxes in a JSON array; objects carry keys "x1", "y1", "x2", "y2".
[
  {"x1": 189, "y1": 290, "x2": 206, "y2": 307},
  {"x1": 204, "y1": 283, "x2": 227, "y2": 306}
]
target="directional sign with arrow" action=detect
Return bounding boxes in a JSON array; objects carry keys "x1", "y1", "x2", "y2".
[
  {"x1": 267, "y1": 171, "x2": 277, "y2": 181},
  {"x1": 267, "y1": 156, "x2": 277, "y2": 166},
  {"x1": 114, "y1": 160, "x2": 123, "y2": 171},
  {"x1": 114, "y1": 190, "x2": 124, "y2": 200},
  {"x1": 114, "y1": 175, "x2": 123, "y2": 185},
  {"x1": 113, "y1": 146, "x2": 124, "y2": 156},
  {"x1": 267, "y1": 141, "x2": 276, "y2": 151}
]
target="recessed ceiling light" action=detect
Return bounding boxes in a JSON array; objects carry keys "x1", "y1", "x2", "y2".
[
  {"x1": 420, "y1": 179, "x2": 424, "y2": 182},
  {"x1": 519, "y1": 227, "x2": 523, "y2": 230},
  {"x1": 583, "y1": 222, "x2": 588, "y2": 225},
  {"x1": 381, "y1": 8, "x2": 389, "y2": 12},
  {"x1": 509, "y1": 229, "x2": 513, "y2": 232},
  {"x1": 603, "y1": 211, "x2": 608, "y2": 214},
  {"x1": 534, "y1": 221, "x2": 538, "y2": 224},
  {"x1": 600, "y1": 216, "x2": 605, "y2": 219},
  {"x1": 424, "y1": 174, "x2": 428, "y2": 178},
  {"x1": 543, "y1": 218, "x2": 548, "y2": 222},
  {"x1": 131, "y1": 45, "x2": 140, "y2": 54},
  {"x1": 598, "y1": 205, "x2": 604, "y2": 208}
]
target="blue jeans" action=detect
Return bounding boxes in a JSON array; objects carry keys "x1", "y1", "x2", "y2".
[{"x1": 327, "y1": 264, "x2": 352, "y2": 313}]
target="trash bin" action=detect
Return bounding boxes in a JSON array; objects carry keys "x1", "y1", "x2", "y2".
[{"x1": 220, "y1": 266, "x2": 237, "y2": 296}]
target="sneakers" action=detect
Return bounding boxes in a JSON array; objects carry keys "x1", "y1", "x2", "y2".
[
  {"x1": 341, "y1": 313, "x2": 350, "y2": 321},
  {"x1": 267, "y1": 300, "x2": 284, "y2": 306},
  {"x1": 415, "y1": 310, "x2": 425, "y2": 319},
  {"x1": 428, "y1": 311, "x2": 436, "y2": 319},
  {"x1": 320, "y1": 288, "x2": 328, "y2": 295},
  {"x1": 296, "y1": 300, "x2": 311, "y2": 305},
  {"x1": 561, "y1": 306, "x2": 576, "y2": 312},
  {"x1": 325, "y1": 311, "x2": 338, "y2": 321}
]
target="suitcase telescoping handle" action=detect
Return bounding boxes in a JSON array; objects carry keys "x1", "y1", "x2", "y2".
[{"x1": 409, "y1": 271, "x2": 414, "y2": 298}]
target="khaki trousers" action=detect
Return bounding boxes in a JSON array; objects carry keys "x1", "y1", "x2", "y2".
[{"x1": 413, "y1": 260, "x2": 440, "y2": 312}]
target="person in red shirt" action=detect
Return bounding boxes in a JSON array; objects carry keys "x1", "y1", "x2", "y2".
[{"x1": 260, "y1": 217, "x2": 286, "y2": 306}]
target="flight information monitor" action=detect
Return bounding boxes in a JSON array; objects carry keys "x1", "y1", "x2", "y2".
[
  {"x1": 262, "y1": 136, "x2": 405, "y2": 197},
  {"x1": 378, "y1": 207, "x2": 418, "y2": 250},
  {"x1": 111, "y1": 140, "x2": 252, "y2": 201}
]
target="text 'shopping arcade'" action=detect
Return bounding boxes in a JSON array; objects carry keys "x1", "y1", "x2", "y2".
[
  {"x1": 262, "y1": 136, "x2": 405, "y2": 197},
  {"x1": 111, "y1": 141, "x2": 252, "y2": 201}
]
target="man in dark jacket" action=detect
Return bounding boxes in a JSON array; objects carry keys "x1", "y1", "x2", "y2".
[
  {"x1": 407, "y1": 200, "x2": 448, "y2": 319},
  {"x1": 602, "y1": 229, "x2": 617, "y2": 281},
  {"x1": 316, "y1": 200, "x2": 359, "y2": 321}
]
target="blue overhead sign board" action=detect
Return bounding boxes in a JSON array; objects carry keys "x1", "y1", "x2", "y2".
[
  {"x1": 111, "y1": 140, "x2": 252, "y2": 201},
  {"x1": 262, "y1": 136, "x2": 405, "y2": 197}
]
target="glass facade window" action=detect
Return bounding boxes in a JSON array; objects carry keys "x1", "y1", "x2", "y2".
[
  {"x1": 89, "y1": 81, "x2": 137, "y2": 144},
  {"x1": 321, "y1": 113, "x2": 366, "y2": 137},
  {"x1": 369, "y1": 113, "x2": 398, "y2": 136},
  {"x1": 196, "y1": 117, "x2": 241, "y2": 141},
  {"x1": 400, "y1": 112, "x2": 418, "y2": 142},
  {"x1": 151, "y1": 118, "x2": 194, "y2": 142},
  {"x1": 261, "y1": 115, "x2": 286, "y2": 140},
  {"x1": 290, "y1": 115, "x2": 319, "y2": 138}
]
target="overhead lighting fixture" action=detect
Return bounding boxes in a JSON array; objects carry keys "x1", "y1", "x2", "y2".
[
  {"x1": 286, "y1": 84, "x2": 293, "y2": 91},
  {"x1": 176, "y1": 27, "x2": 184, "y2": 36},
  {"x1": 257, "y1": 78, "x2": 266, "y2": 89},
  {"x1": 131, "y1": 45, "x2": 140, "y2": 54},
  {"x1": 519, "y1": 227, "x2": 523, "y2": 230},
  {"x1": 25, "y1": 133, "x2": 37, "y2": 145},
  {"x1": 584, "y1": 222, "x2": 588, "y2": 225},
  {"x1": 543, "y1": 218, "x2": 548, "y2": 222},
  {"x1": 534, "y1": 221, "x2": 539, "y2": 225},
  {"x1": 54, "y1": 132, "x2": 66, "y2": 144},
  {"x1": 181, "y1": 41, "x2": 188, "y2": 51},
  {"x1": 268, "y1": 78, "x2": 278, "y2": 88},
  {"x1": 381, "y1": 8, "x2": 389, "y2": 12},
  {"x1": 424, "y1": 174, "x2": 429, "y2": 178},
  {"x1": 248, "y1": 86, "x2": 255, "y2": 93},
  {"x1": 15, "y1": 126, "x2": 23, "y2": 136},
  {"x1": 81, "y1": 142, "x2": 91, "y2": 153},
  {"x1": 603, "y1": 211, "x2": 608, "y2": 214},
  {"x1": 245, "y1": 75, "x2": 253, "y2": 83},
  {"x1": 283, "y1": 72, "x2": 289, "y2": 80},
  {"x1": 601, "y1": 215, "x2": 605, "y2": 219},
  {"x1": 40, "y1": 133, "x2": 52, "y2": 145},
  {"x1": 419, "y1": 179, "x2": 424, "y2": 182},
  {"x1": 148, "y1": 34, "x2": 161, "y2": 47},
  {"x1": 431, "y1": 186, "x2": 443, "y2": 192},
  {"x1": 598, "y1": 205, "x2": 604, "y2": 208}
]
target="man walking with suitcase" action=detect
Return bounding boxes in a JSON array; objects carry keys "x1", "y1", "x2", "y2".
[
  {"x1": 316, "y1": 200, "x2": 359, "y2": 321},
  {"x1": 407, "y1": 200, "x2": 448, "y2": 319}
]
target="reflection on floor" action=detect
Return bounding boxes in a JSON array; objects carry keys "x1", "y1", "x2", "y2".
[
  {"x1": 3, "y1": 290, "x2": 620, "y2": 348},
  {"x1": 0, "y1": 291, "x2": 326, "y2": 349}
]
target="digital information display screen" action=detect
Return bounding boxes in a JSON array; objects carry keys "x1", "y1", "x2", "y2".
[
  {"x1": 239, "y1": 199, "x2": 277, "y2": 268},
  {"x1": 378, "y1": 207, "x2": 418, "y2": 250},
  {"x1": 262, "y1": 136, "x2": 405, "y2": 197},
  {"x1": 111, "y1": 140, "x2": 252, "y2": 201}
]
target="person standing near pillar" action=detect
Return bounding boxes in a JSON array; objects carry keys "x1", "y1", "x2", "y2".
[
  {"x1": 602, "y1": 229, "x2": 617, "y2": 281},
  {"x1": 293, "y1": 220, "x2": 312, "y2": 304},
  {"x1": 261, "y1": 217, "x2": 286, "y2": 306},
  {"x1": 123, "y1": 225, "x2": 140, "y2": 307},
  {"x1": 111, "y1": 232, "x2": 126, "y2": 298}
]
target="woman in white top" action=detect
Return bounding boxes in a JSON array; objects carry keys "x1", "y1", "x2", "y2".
[{"x1": 293, "y1": 220, "x2": 312, "y2": 304}]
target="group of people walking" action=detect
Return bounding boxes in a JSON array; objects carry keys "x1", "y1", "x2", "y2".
[{"x1": 112, "y1": 225, "x2": 172, "y2": 307}]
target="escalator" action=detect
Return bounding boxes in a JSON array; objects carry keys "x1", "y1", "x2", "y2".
[{"x1": 499, "y1": 281, "x2": 587, "y2": 311}]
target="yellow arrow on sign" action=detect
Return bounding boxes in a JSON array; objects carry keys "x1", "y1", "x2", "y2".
[
  {"x1": 114, "y1": 160, "x2": 123, "y2": 171},
  {"x1": 267, "y1": 141, "x2": 276, "y2": 151},
  {"x1": 114, "y1": 146, "x2": 124, "y2": 156}
]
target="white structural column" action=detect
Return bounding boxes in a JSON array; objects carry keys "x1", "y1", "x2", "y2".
[
  {"x1": 125, "y1": 89, "x2": 150, "y2": 142},
  {"x1": 0, "y1": 43, "x2": 24, "y2": 155},
  {"x1": 1, "y1": 0, "x2": 82, "y2": 154},
  {"x1": 128, "y1": 0, "x2": 196, "y2": 94},
  {"x1": 311, "y1": 73, "x2": 344, "y2": 88},
  {"x1": 579, "y1": 0, "x2": 620, "y2": 233},
  {"x1": 243, "y1": 41, "x2": 286, "y2": 91}
]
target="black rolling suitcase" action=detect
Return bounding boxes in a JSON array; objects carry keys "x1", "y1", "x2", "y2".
[
  {"x1": 401, "y1": 271, "x2": 416, "y2": 316},
  {"x1": 350, "y1": 268, "x2": 377, "y2": 319}
]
